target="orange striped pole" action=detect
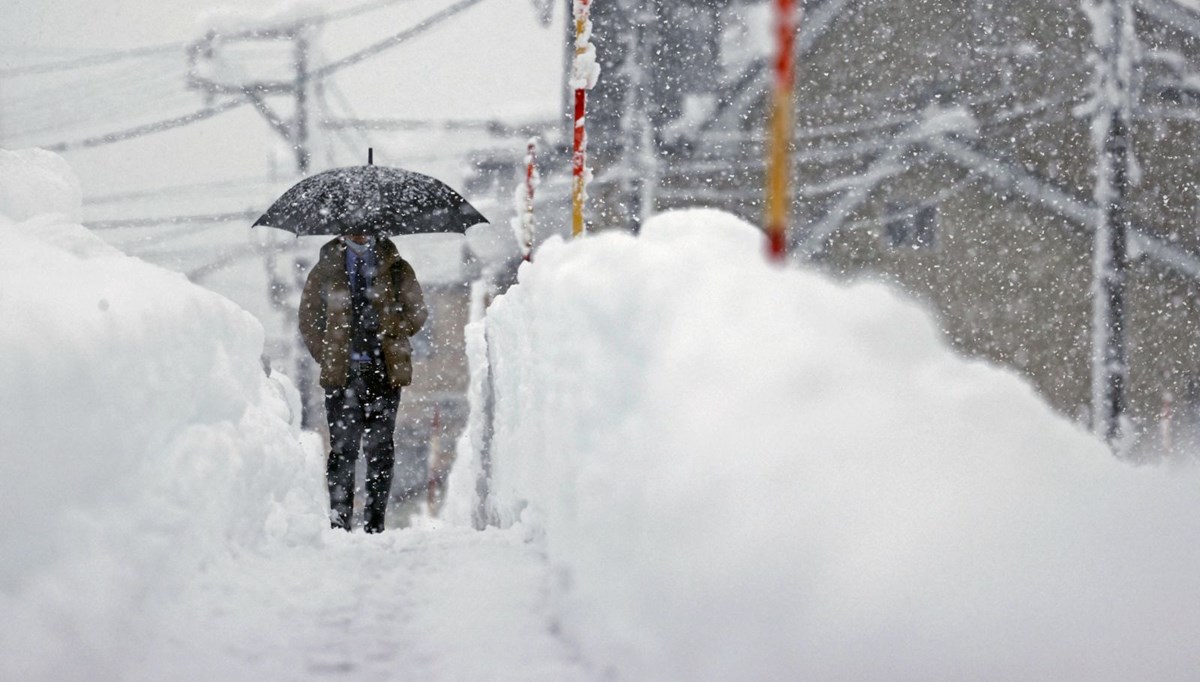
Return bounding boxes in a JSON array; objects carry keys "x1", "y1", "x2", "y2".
[
  {"x1": 766, "y1": 0, "x2": 798, "y2": 261},
  {"x1": 571, "y1": 0, "x2": 596, "y2": 238}
]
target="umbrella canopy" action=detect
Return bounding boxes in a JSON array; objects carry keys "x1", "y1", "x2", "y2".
[{"x1": 253, "y1": 165, "x2": 488, "y2": 237}]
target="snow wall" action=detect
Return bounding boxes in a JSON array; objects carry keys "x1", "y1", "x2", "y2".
[
  {"x1": 446, "y1": 208, "x2": 1200, "y2": 681},
  {"x1": 0, "y1": 149, "x2": 328, "y2": 680}
]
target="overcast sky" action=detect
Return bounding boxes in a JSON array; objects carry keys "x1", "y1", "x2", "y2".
[{"x1": 1, "y1": 0, "x2": 564, "y2": 197}]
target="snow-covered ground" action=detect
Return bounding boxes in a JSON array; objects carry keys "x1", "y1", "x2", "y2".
[
  {"x1": 0, "y1": 150, "x2": 589, "y2": 681},
  {"x1": 130, "y1": 523, "x2": 591, "y2": 682},
  {"x1": 4, "y1": 150, "x2": 1200, "y2": 681}
]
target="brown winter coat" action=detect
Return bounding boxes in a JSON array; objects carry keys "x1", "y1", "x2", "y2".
[{"x1": 299, "y1": 238, "x2": 428, "y2": 389}]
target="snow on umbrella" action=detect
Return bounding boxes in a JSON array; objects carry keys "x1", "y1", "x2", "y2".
[{"x1": 253, "y1": 165, "x2": 489, "y2": 237}]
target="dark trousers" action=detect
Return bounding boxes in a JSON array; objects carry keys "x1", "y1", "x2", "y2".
[{"x1": 325, "y1": 362, "x2": 400, "y2": 533}]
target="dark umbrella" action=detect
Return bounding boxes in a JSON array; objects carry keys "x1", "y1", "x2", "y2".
[{"x1": 253, "y1": 164, "x2": 488, "y2": 237}]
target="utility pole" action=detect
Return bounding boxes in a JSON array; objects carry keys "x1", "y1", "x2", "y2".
[
  {"x1": 1084, "y1": 0, "x2": 1137, "y2": 447},
  {"x1": 285, "y1": 29, "x2": 316, "y2": 427},
  {"x1": 294, "y1": 32, "x2": 312, "y2": 174},
  {"x1": 1095, "y1": 105, "x2": 1130, "y2": 446},
  {"x1": 187, "y1": 25, "x2": 314, "y2": 159},
  {"x1": 619, "y1": 0, "x2": 657, "y2": 232},
  {"x1": 188, "y1": 22, "x2": 320, "y2": 425}
]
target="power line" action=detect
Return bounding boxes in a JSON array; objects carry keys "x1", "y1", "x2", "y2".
[
  {"x1": 3, "y1": 60, "x2": 184, "y2": 119},
  {"x1": 85, "y1": 208, "x2": 261, "y2": 230},
  {"x1": 197, "y1": 0, "x2": 419, "y2": 42},
  {"x1": 2, "y1": 58, "x2": 199, "y2": 144},
  {"x1": 0, "y1": 0, "x2": 413, "y2": 79},
  {"x1": 312, "y1": 0, "x2": 490, "y2": 79},
  {"x1": 15, "y1": 0, "x2": 489, "y2": 152},
  {"x1": 6, "y1": 72, "x2": 195, "y2": 141},
  {"x1": 83, "y1": 175, "x2": 278, "y2": 206},
  {"x1": 324, "y1": 116, "x2": 556, "y2": 136},
  {"x1": 0, "y1": 43, "x2": 184, "y2": 78},
  {"x1": 320, "y1": 0, "x2": 418, "y2": 25},
  {"x1": 45, "y1": 97, "x2": 247, "y2": 151},
  {"x1": 0, "y1": 45, "x2": 114, "y2": 55},
  {"x1": 6, "y1": 1, "x2": 489, "y2": 151}
]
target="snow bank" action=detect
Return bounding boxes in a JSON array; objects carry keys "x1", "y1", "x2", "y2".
[
  {"x1": 447, "y1": 208, "x2": 1200, "y2": 681},
  {"x1": 0, "y1": 151, "x2": 327, "y2": 680},
  {"x1": 0, "y1": 148, "x2": 82, "y2": 223}
]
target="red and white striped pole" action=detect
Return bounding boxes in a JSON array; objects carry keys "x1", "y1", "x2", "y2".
[
  {"x1": 766, "y1": 0, "x2": 798, "y2": 261},
  {"x1": 570, "y1": 0, "x2": 598, "y2": 238},
  {"x1": 515, "y1": 138, "x2": 539, "y2": 261}
]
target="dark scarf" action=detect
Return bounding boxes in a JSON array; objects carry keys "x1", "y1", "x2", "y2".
[{"x1": 347, "y1": 246, "x2": 382, "y2": 361}]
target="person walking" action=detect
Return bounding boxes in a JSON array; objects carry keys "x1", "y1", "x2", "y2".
[{"x1": 299, "y1": 233, "x2": 427, "y2": 533}]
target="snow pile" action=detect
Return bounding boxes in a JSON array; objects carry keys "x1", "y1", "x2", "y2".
[
  {"x1": 447, "y1": 208, "x2": 1200, "y2": 681},
  {"x1": 0, "y1": 149, "x2": 81, "y2": 222},
  {"x1": 0, "y1": 150, "x2": 327, "y2": 680}
]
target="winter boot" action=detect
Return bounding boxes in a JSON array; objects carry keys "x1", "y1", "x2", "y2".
[
  {"x1": 328, "y1": 479, "x2": 353, "y2": 531},
  {"x1": 327, "y1": 448, "x2": 356, "y2": 531},
  {"x1": 363, "y1": 500, "x2": 386, "y2": 534}
]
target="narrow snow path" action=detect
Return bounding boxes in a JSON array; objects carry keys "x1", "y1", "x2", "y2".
[{"x1": 129, "y1": 524, "x2": 596, "y2": 682}]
